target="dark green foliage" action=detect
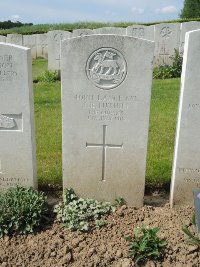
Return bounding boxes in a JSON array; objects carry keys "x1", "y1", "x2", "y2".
[
  {"x1": 0, "y1": 186, "x2": 48, "y2": 237},
  {"x1": 54, "y1": 188, "x2": 115, "y2": 231},
  {"x1": 180, "y1": 0, "x2": 200, "y2": 19},
  {"x1": 153, "y1": 49, "x2": 183, "y2": 79},
  {"x1": 182, "y1": 214, "x2": 200, "y2": 247},
  {"x1": 0, "y1": 20, "x2": 33, "y2": 30},
  {"x1": 125, "y1": 224, "x2": 167, "y2": 264}
]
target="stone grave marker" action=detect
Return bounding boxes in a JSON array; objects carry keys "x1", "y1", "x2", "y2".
[
  {"x1": 179, "y1": 21, "x2": 200, "y2": 55},
  {"x1": 6, "y1": 34, "x2": 23, "y2": 46},
  {"x1": 0, "y1": 36, "x2": 6, "y2": 42},
  {"x1": 93, "y1": 27, "x2": 126, "y2": 35},
  {"x1": 0, "y1": 43, "x2": 37, "y2": 191},
  {"x1": 170, "y1": 30, "x2": 200, "y2": 206},
  {"x1": 36, "y1": 33, "x2": 48, "y2": 59},
  {"x1": 47, "y1": 30, "x2": 71, "y2": 71},
  {"x1": 126, "y1": 25, "x2": 155, "y2": 41},
  {"x1": 72, "y1": 29, "x2": 93, "y2": 37},
  {"x1": 61, "y1": 34, "x2": 154, "y2": 206},
  {"x1": 23, "y1": 34, "x2": 37, "y2": 59},
  {"x1": 193, "y1": 189, "x2": 200, "y2": 235},
  {"x1": 154, "y1": 23, "x2": 180, "y2": 66}
]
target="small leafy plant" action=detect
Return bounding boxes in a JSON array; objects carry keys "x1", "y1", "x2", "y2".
[
  {"x1": 36, "y1": 70, "x2": 59, "y2": 83},
  {"x1": 125, "y1": 224, "x2": 167, "y2": 264},
  {"x1": 0, "y1": 186, "x2": 48, "y2": 237},
  {"x1": 182, "y1": 214, "x2": 200, "y2": 247},
  {"x1": 114, "y1": 196, "x2": 127, "y2": 207},
  {"x1": 54, "y1": 188, "x2": 115, "y2": 231},
  {"x1": 153, "y1": 49, "x2": 183, "y2": 79}
]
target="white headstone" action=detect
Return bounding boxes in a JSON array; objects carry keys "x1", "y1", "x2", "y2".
[
  {"x1": 0, "y1": 36, "x2": 6, "y2": 43},
  {"x1": 93, "y1": 27, "x2": 126, "y2": 35},
  {"x1": 6, "y1": 34, "x2": 23, "y2": 46},
  {"x1": 126, "y1": 25, "x2": 155, "y2": 41},
  {"x1": 154, "y1": 23, "x2": 180, "y2": 66},
  {"x1": 72, "y1": 29, "x2": 93, "y2": 37},
  {"x1": 0, "y1": 43, "x2": 37, "y2": 191},
  {"x1": 23, "y1": 35, "x2": 37, "y2": 59},
  {"x1": 179, "y1": 21, "x2": 200, "y2": 55},
  {"x1": 36, "y1": 33, "x2": 48, "y2": 59},
  {"x1": 170, "y1": 30, "x2": 200, "y2": 206},
  {"x1": 47, "y1": 30, "x2": 71, "y2": 71},
  {"x1": 61, "y1": 35, "x2": 154, "y2": 206}
]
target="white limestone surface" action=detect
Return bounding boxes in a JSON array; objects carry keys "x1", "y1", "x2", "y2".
[
  {"x1": 61, "y1": 35, "x2": 154, "y2": 206},
  {"x1": 23, "y1": 35, "x2": 37, "y2": 59},
  {"x1": 6, "y1": 34, "x2": 23, "y2": 46},
  {"x1": 36, "y1": 33, "x2": 48, "y2": 59},
  {"x1": 126, "y1": 25, "x2": 155, "y2": 41},
  {"x1": 154, "y1": 23, "x2": 180, "y2": 66},
  {"x1": 93, "y1": 27, "x2": 126, "y2": 35},
  {"x1": 170, "y1": 30, "x2": 200, "y2": 206},
  {"x1": 0, "y1": 43, "x2": 37, "y2": 191},
  {"x1": 47, "y1": 30, "x2": 71, "y2": 71}
]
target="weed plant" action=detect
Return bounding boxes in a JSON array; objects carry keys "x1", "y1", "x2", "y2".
[
  {"x1": 182, "y1": 214, "x2": 200, "y2": 247},
  {"x1": 54, "y1": 188, "x2": 115, "y2": 231},
  {"x1": 0, "y1": 186, "x2": 48, "y2": 237},
  {"x1": 125, "y1": 224, "x2": 167, "y2": 264}
]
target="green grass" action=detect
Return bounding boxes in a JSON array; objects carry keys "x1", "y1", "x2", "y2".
[
  {"x1": 32, "y1": 59, "x2": 180, "y2": 186},
  {"x1": 1, "y1": 18, "x2": 200, "y2": 35}
]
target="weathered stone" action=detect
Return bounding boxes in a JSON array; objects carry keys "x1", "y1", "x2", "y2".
[
  {"x1": 154, "y1": 23, "x2": 180, "y2": 66},
  {"x1": 36, "y1": 33, "x2": 48, "y2": 59},
  {"x1": 0, "y1": 35, "x2": 6, "y2": 43},
  {"x1": 170, "y1": 30, "x2": 200, "y2": 206},
  {"x1": 47, "y1": 30, "x2": 71, "y2": 71},
  {"x1": 0, "y1": 42, "x2": 37, "y2": 191},
  {"x1": 61, "y1": 35, "x2": 154, "y2": 206},
  {"x1": 6, "y1": 34, "x2": 23, "y2": 46},
  {"x1": 126, "y1": 25, "x2": 154, "y2": 41},
  {"x1": 72, "y1": 29, "x2": 93, "y2": 37},
  {"x1": 93, "y1": 27, "x2": 126, "y2": 35},
  {"x1": 23, "y1": 35, "x2": 37, "y2": 59}
]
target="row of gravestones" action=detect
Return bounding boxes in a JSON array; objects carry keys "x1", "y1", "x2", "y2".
[
  {"x1": 2, "y1": 21, "x2": 200, "y2": 67},
  {"x1": 0, "y1": 29, "x2": 199, "y2": 207}
]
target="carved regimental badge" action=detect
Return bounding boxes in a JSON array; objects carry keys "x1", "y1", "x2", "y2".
[
  {"x1": 86, "y1": 48, "x2": 127, "y2": 90},
  {"x1": 0, "y1": 114, "x2": 16, "y2": 129}
]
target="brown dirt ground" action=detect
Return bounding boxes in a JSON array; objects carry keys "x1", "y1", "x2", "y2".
[{"x1": 0, "y1": 188, "x2": 199, "y2": 267}]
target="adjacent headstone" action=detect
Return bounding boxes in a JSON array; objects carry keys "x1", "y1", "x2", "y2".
[
  {"x1": 170, "y1": 30, "x2": 200, "y2": 206},
  {"x1": 0, "y1": 43, "x2": 37, "y2": 191},
  {"x1": 61, "y1": 35, "x2": 154, "y2": 206},
  {"x1": 23, "y1": 34, "x2": 37, "y2": 59},
  {"x1": 6, "y1": 34, "x2": 23, "y2": 46},
  {"x1": 0, "y1": 36, "x2": 6, "y2": 43},
  {"x1": 72, "y1": 29, "x2": 93, "y2": 37},
  {"x1": 126, "y1": 25, "x2": 155, "y2": 41},
  {"x1": 93, "y1": 27, "x2": 126, "y2": 35},
  {"x1": 36, "y1": 33, "x2": 48, "y2": 59},
  {"x1": 179, "y1": 22, "x2": 200, "y2": 55},
  {"x1": 154, "y1": 23, "x2": 180, "y2": 66},
  {"x1": 193, "y1": 189, "x2": 200, "y2": 235},
  {"x1": 47, "y1": 30, "x2": 71, "y2": 71}
]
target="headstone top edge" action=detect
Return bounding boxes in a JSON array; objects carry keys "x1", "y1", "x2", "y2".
[{"x1": 0, "y1": 42, "x2": 30, "y2": 51}]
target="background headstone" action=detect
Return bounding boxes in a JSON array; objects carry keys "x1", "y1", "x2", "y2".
[
  {"x1": 170, "y1": 30, "x2": 200, "y2": 206},
  {"x1": 47, "y1": 30, "x2": 71, "y2": 71},
  {"x1": 154, "y1": 23, "x2": 180, "y2": 66},
  {"x1": 36, "y1": 33, "x2": 48, "y2": 59},
  {"x1": 61, "y1": 35, "x2": 154, "y2": 206},
  {"x1": 126, "y1": 25, "x2": 155, "y2": 41},
  {"x1": 0, "y1": 36, "x2": 6, "y2": 43},
  {"x1": 179, "y1": 21, "x2": 200, "y2": 55},
  {"x1": 72, "y1": 29, "x2": 93, "y2": 37},
  {"x1": 0, "y1": 43, "x2": 37, "y2": 191},
  {"x1": 6, "y1": 34, "x2": 23, "y2": 46},
  {"x1": 23, "y1": 34, "x2": 37, "y2": 59},
  {"x1": 93, "y1": 27, "x2": 126, "y2": 35}
]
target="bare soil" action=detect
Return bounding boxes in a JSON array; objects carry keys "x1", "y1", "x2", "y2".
[{"x1": 0, "y1": 189, "x2": 199, "y2": 267}]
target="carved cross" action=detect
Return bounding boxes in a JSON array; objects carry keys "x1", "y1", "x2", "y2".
[{"x1": 86, "y1": 125, "x2": 123, "y2": 181}]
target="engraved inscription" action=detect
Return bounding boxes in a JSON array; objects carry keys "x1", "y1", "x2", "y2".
[
  {"x1": 132, "y1": 28, "x2": 144, "y2": 38},
  {"x1": 86, "y1": 125, "x2": 123, "y2": 181},
  {"x1": 0, "y1": 175, "x2": 29, "y2": 191},
  {"x1": 160, "y1": 27, "x2": 172, "y2": 39},
  {"x1": 179, "y1": 168, "x2": 200, "y2": 174},
  {"x1": 74, "y1": 94, "x2": 136, "y2": 121},
  {"x1": 0, "y1": 114, "x2": 16, "y2": 129},
  {"x1": 86, "y1": 48, "x2": 127, "y2": 89},
  {"x1": 188, "y1": 104, "x2": 200, "y2": 110},
  {"x1": 0, "y1": 54, "x2": 17, "y2": 81}
]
